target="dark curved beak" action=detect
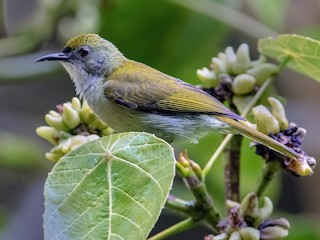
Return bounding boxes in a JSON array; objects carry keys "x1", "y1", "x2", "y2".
[{"x1": 35, "y1": 52, "x2": 70, "y2": 62}]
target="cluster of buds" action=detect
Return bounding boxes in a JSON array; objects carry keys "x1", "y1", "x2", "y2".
[
  {"x1": 36, "y1": 97, "x2": 114, "y2": 161},
  {"x1": 210, "y1": 193, "x2": 290, "y2": 240},
  {"x1": 251, "y1": 97, "x2": 316, "y2": 176},
  {"x1": 196, "y1": 43, "x2": 278, "y2": 109}
]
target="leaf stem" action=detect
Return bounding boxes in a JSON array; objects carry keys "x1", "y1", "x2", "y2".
[
  {"x1": 203, "y1": 77, "x2": 274, "y2": 176},
  {"x1": 148, "y1": 218, "x2": 198, "y2": 240}
]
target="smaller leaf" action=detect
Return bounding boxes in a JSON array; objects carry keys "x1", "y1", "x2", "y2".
[{"x1": 258, "y1": 34, "x2": 320, "y2": 82}]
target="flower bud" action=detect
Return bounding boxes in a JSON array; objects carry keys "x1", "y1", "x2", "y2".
[
  {"x1": 62, "y1": 103, "x2": 81, "y2": 129},
  {"x1": 175, "y1": 161, "x2": 191, "y2": 177},
  {"x1": 70, "y1": 135, "x2": 88, "y2": 150},
  {"x1": 71, "y1": 97, "x2": 82, "y2": 111},
  {"x1": 226, "y1": 200, "x2": 240, "y2": 210},
  {"x1": 36, "y1": 126, "x2": 58, "y2": 145},
  {"x1": 251, "y1": 55, "x2": 267, "y2": 67},
  {"x1": 45, "y1": 114, "x2": 69, "y2": 131},
  {"x1": 49, "y1": 110, "x2": 60, "y2": 117},
  {"x1": 232, "y1": 43, "x2": 251, "y2": 74},
  {"x1": 232, "y1": 74, "x2": 256, "y2": 95},
  {"x1": 86, "y1": 134, "x2": 100, "y2": 142},
  {"x1": 260, "y1": 219, "x2": 290, "y2": 240},
  {"x1": 260, "y1": 226, "x2": 289, "y2": 240},
  {"x1": 229, "y1": 231, "x2": 241, "y2": 240},
  {"x1": 79, "y1": 101, "x2": 97, "y2": 124},
  {"x1": 58, "y1": 138, "x2": 72, "y2": 153},
  {"x1": 240, "y1": 193, "x2": 260, "y2": 223},
  {"x1": 45, "y1": 151, "x2": 64, "y2": 162},
  {"x1": 246, "y1": 63, "x2": 278, "y2": 86},
  {"x1": 178, "y1": 152, "x2": 191, "y2": 167},
  {"x1": 190, "y1": 160, "x2": 203, "y2": 181},
  {"x1": 196, "y1": 67, "x2": 219, "y2": 88},
  {"x1": 225, "y1": 46, "x2": 237, "y2": 72},
  {"x1": 268, "y1": 97, "x2": 288, "y2": 131},
  {"x1": 295, "y1": 127, "x2": 307, "y2": 141},
  {"x1": 258, "y1": 197, "x2": 273, "y2": 223},
  {"x1": 286, "y1": 157, "x2": 313, "y2": 176},
  {"x1": 212, "y1": 57, "x2": 227, "y2": 74},
  {"x1": 306, "y1": 157, "x2": 316, "y2": 169},
  {"x1": 239, "y1": 227, "x2": 260, "y2": 240},
  {"x1": 101, "y1": 127, "x2": 114, "y2": 136},
  {"x1": 252, "y1": 105, "x2": 280, "y2": 134}
]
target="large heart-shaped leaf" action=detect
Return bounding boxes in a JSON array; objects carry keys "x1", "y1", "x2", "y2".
[
  {"x1": 258, "y1": 34, "x2": 320, "y2": 82},
  {"x1": 43, "y1": 132, "x2": 175, "y2": 240}
]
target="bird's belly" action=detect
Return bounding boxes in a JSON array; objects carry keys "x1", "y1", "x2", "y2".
[{"x1": 88, "y1": 97, "x2": 230, "y2": 143}]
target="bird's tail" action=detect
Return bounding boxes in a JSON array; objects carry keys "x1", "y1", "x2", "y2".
[{"x1": 216, "y1": 115, "x2": 299, "y2": 161}]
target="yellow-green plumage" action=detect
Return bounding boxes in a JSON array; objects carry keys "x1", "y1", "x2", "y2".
[{"x1": 36, "y1": 34, "x2": 300, "y2": 162}]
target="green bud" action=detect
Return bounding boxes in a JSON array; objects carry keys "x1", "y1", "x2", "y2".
[
  {"x1": 95, "y1": 120, "x2": 108, "y2": 130},
  {"x1": 260, "y1": 219, "x2": 290, "y2": 240},
  {"x1": 196, "y1": 67, "x2": 218, "y2": 88},
  {"x1": 232, "y1": 74, "x2": 256, "y2": 95},
  {"x1": 86, "y1": 134, "x2": 100, "y2": 142},
  {"x1": 70, "y1": 135, "x2": 88, "y2": 151},
  {"x1": 176, "y1": 161, "x2": 191, "y2": 177},
  {"x1": 190, "y1": 160, "x2": 203, "y2": 181},
  {"x1": 232, "y1": 43, "x2": 251, "y2": 74},
  {"x1": 79, "y1": 101, "x2": 97, "y2": 124},
  {"x1": 58, "y1": 138, "x2": 72, "y2": 153},
  {"x1": 246, "y1": 63, "x2": 278, "y2": 86},
  {"x1": 45, "y1": 114, "x2": 69, "y2": 131},
  {"x1": 286, "y1": 157, "x2": 313, "y2": 176},
  {"x1": 225, "y1": 46, "x2": 237, "y2": 73},
  {"x1": 45, "y1": 151, "x2": 64, "y2": 162},
  {"x1": 238, "y1": 227, "x2": 260, "y2": 240},
  {"x1": 49, "y1": 110, "x2": 60, "y2": 117},
  {"x1": 101, "y1": 127, "x2": 114, "y2": 136},
  {"x1": 178, "y1": 152, "x2": 191, "y2": 167},
  {"x1": 226, "y1": 199, "x2": 241, "y2": 210},
  {"x1": 258, "y1": 197, "x2": 273, "y2": 223},
  {"x1": 36, "y1": 126, "x2": 58, "y2": 145},
  {"x1": 260, "y1": 227, "x2": 288, "y2": 240},
  {"x1": 212, "y1": 57, "x2": 227, "y2": 74},
  {"x1": 62, "y1": 103, "x2": 81, "y2": 129},
  {"x1": 229, "y1": 231, "x2": 241, "y2": 240},
  {"x1": 71, "y1": 97, "x2": 82, "y2": 111},
  {"x1": 252, "y1": 105, "x2": 280, "y2": 134},
  {"x1": 240, "y1": 193, "x2": 260, "y2": 223},
  {"x1": 251, "y1": 55, "x2": 267, "y2": 67},
  {"x1": 268, "y1": 97, "x2": 289, "y2": 131}
]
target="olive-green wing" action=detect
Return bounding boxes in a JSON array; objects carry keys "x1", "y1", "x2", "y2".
[{"x1": 104, "y1": 61, "x2": 242, "y2": 119}]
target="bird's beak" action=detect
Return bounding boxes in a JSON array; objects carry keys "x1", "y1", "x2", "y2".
[{"x1": 35, "y1": 52, "x2": 70, "y2": 62}]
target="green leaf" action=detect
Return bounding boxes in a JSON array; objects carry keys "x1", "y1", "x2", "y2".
[
  {"x1": 258, "y1": 34, "x2": 320, "y2": 82},
  {"x1": 43, "y1": 132, "x2": 175, "y2": 240}
]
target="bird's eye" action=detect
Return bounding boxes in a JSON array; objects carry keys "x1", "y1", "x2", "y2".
[{"x1": 79, "y1": 48, "x2": 89, "y2": 57}]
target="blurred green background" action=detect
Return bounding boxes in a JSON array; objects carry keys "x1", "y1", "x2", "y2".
[{"x1": 0, "y1": 0, "x2": 320, "y2": 239}]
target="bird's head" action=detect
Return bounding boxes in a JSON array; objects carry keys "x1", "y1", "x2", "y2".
[{"x1": 36, "y1": 34, "x2": 126, "y2": 78}]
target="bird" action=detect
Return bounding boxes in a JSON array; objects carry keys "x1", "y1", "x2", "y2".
[{"x1": 36, "y1": 33, "x2": 299, "y2": 161}]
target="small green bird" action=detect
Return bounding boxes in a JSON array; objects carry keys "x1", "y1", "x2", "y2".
[{"x1": 36, "y1": 34, "x2": 299, "y2": 161}]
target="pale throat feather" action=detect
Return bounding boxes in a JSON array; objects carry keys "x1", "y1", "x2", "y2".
[{"x1": 60, "y1": 61, "x2": 99, "y2": 100}]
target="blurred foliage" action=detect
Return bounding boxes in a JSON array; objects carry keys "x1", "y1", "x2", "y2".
[{"x1": 0, "y1": 132, "x2": 48, "y2": 171}]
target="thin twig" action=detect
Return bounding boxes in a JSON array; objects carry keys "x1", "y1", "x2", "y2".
[{"x1": 148, "y1": 218, "x2": 198, "y2": 240}]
